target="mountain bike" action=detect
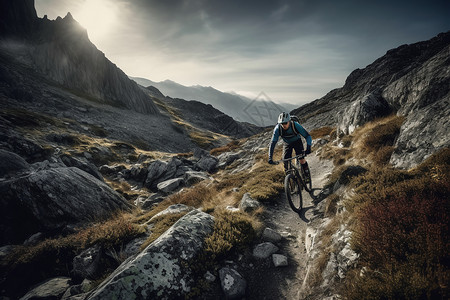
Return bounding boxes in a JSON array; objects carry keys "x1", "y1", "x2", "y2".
[{"x1": 275, "y1": 153, "x2": 312, "y2": 213}]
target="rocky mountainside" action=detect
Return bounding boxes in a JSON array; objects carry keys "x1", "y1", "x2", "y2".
[
  {"x1": 1, "y1": 0, "x2": 159, "y2": 115},
  {"x1": 132, "y1": 77, "x2": 298, "y2": 126},
  {"x1": 293, "y1": 31, "x2": 450, "y2": 169}
]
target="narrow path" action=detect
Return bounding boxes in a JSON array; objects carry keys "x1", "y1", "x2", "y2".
[{"x1": 246, "y1": 154, "x2": 333, "y2": 299}]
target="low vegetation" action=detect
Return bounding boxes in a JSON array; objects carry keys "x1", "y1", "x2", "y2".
[
  {"x1": 308, "y1": 115, "x2": 449, "y2": 299},
  {"x1": 342, "y1": 149, "x2": 450, "y2": 299}
]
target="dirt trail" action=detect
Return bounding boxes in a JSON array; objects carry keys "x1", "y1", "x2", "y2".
[{"x1": 246, "y1": 153, "x2": 333, "y2": 299}]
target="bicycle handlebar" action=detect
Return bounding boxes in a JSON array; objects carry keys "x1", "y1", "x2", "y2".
[{"x1": 273, "y1": 153, "x2": 306, "y2": 164}]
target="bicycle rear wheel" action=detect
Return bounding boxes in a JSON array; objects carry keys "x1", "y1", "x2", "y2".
[
  {"x1": 301, "y1": 166, "x2": 312, "y2": 192},
  {"x1": 284, "y1": 173, "x2": 303, "y2": 213}
]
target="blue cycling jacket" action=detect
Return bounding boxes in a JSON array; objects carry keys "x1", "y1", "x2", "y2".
[{"x1": 268, "y1": 121, "x2": 312, "y2": 159}]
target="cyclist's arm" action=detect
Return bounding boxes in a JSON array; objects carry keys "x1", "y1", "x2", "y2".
[
  {"x1": 268, "y1": 125, "x2": 280, "y2": 159},
  {"x1": 294, "y1": 122, "x2": 312, "y2": 146}
]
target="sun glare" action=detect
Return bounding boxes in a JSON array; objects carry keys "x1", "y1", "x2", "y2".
[{"x1": 73, "y1": 0, "x2": 117, "y2": 41}]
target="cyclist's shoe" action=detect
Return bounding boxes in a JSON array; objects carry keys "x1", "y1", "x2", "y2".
[{"x1": 304, "y1": 176, "x2": 311, "y2": 184}]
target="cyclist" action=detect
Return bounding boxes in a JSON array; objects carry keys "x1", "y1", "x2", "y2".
[{"x1": 268, "y1": 112, "x2": 312, "y2": 179}]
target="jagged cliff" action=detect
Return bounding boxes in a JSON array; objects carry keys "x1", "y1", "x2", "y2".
[
  {"x1": 293, "y1": 31, "x2": 450, "y2": 169},
  {"x1": 0, "y1": 0, "x2": 159, "y2": 115}
]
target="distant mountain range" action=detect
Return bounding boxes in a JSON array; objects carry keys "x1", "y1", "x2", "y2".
[{"x1": 131, "y1": 77, "x2": 298, "y2": 126}]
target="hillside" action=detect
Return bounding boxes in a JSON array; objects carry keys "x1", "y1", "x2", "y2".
[{"x1": 292, "y1": 31, "x2": 450, "y2": 169}]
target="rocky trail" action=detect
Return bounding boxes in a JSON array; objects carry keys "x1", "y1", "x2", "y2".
[{"x1": 247, "y1": 154, "x2": 334, "y2": 299}]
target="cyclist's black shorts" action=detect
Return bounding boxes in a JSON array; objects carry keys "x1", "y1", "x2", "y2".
[{"x1": 282, "y1": 139, "x2": 304, "y2": 170}]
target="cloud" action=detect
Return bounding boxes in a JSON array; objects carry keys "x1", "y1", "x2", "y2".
[{"x1": 35, "y1": 0, "x2": 450, "y2": 105}]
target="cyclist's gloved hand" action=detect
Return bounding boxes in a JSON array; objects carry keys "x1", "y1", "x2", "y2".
[
  {"x1": 268, "y1": 158, "x2": 275, "y2": 165},
  {"x1": 305, "y1": 145, "x2": 311, "y2": 155}
]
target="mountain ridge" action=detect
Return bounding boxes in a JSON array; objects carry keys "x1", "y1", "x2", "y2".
[{"x1": 131, "y1": 76, "x2": 298, "y2": 126}]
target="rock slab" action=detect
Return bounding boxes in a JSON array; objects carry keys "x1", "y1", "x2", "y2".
[{"x1": 86, "y1": 210, "x2": 214, "y2": 300}]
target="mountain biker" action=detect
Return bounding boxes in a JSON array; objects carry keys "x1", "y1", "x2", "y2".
[{"x1": 268, "y1": 112, "x2": 312, "y2": 178}]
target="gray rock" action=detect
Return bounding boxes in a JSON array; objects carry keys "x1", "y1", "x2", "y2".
[
  {"x1": 149, "y1": 204, "x2": 194, "y2": 222},
  {"x1": 321, "y1": 252, "x2": 338, "y2": 288},
  {"x1": 219, "y1": 267, "x2": 247, "y2": 299},
  {"x1": 23, "y1": 232, "x2": 43, "y2": 246},
  {"x1": 272, "y1": 254, "x2": 288, "y2": 267},
  {"x1": 122, "y1": 164, "x2": 148, "y2": 182},
  {"x1": 239, "y1": 193, "x2": 260, "y2": 213},
  {"x1": 337, "y1": 244, "x2": 359, "y2": 279},
  {"x1": 20, "y1": 277, "x2": 71, "y2": 300},
  {"x1": 144, "y1": 158, "x2": 187, "y2": 190},
  {"x1": 390, "y1": 99, "x2": 450, "y2": 169},
  {"x1": 61, "y1": 154, "x2": 103, "y2": 181},
  {"x1": 262, "y1": 227, "x2": 282, "y2": 243},
  {"x1": 144, "y1": 160, "x2": 168, "y2": 188},
  {"x1": 195, "y1": 155, "x2": 218, "y2": 173},
  {"x1": 338, "y1": 92, "x2": 391, "y2": 135},
  {"x1": 184, "y1": 170, "x2": 211, "y2": 186},
  {"x1": 217, "y1": 151, "x2": 242, "y2": 169},
  {"x1": 193, "y1": 148, "x2": 209, "y2": 159},
  {"x1": 86, "y1": 210, "x2": 214, "y2": 300},
  {"x1": 204, "y1": 271, "x2": 216, "y2": 282},
  {"x1": 253, "y1": 242, "x2": 279, "y2": 259},
  {"x1": 0, "y1": 149, "x2": 31, "y2": 177},
  {"x1": 72, "y1": 245, "x2": 103, "y2": 280},
  {"x1": 157, "y1": 177, "x2": 184, "y2": 193},
  {"x1": 0, "y1": 167, "x2": 131, "y2": 245}
]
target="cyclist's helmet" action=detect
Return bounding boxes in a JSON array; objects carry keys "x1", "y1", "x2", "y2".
[{"x1": 278, "y1": 112, "x2": 290, "y2": 124}]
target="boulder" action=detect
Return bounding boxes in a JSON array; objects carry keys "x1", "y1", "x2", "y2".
[
  {"x1": 86, "y1": 210, "x2": 214, "y2": 300},
  {"x1": 134, "y1": 193, "x2": 164, "y2": 210},
  {"x1": 144, "y1": 158, "x2": 187, "y2": 190},
  {"x1": 272, "y1": 254, "x2": 288, "y2": 267},
  {"x1": 0, "y1": 149, "x2": 31, "y2": 177},
  {"x1": 60, "y1": 154, "x2": 103, "y2": 181},
  {"x1": 338, "y1": 92, "x2": 392, "y2": 135},
  {"x1": 0, "y1": 167, "x2": 131, "y2": 245},
  {"x1": 157, "y1": 177, "x2": 184, "y2": 193},
  {"x1": 262, "y1": 228, "x2": 282, "y2": 243},
  {"x1": 217, "y1": 151, "x2": 242, "y2": 169},
  {"x1": 239, "y1": 193, "x2": 260, "y2": 213},
  {"x1": 253, "y1": 242, "x2": 279, "y2": 259},
  {"x1": 20, "y1": 277, "x2": 71, "y2": 300},
  {"x1": 72, "y1": 245, "x2": 103, "y2": 280},
  {"x1": 195, "y1": 155, "x2": 218, "y2": 173},
  {"x1": 219, "y1": 267, "x2": 247, "y2": 299},
  {"x1": 184, "y1": 170, "x2": 212, "y2": 186},
  {"x1": 390, "y1": 100, "x2": 450, "y2": 169}
]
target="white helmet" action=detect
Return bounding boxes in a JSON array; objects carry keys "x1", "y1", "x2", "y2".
[{"x1": 278, "y1": 112, "x2": 290, "y2": 124}]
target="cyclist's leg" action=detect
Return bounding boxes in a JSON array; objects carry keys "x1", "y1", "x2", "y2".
[
  {"x1": 282, "y1": 142, "x2": 294, "y2": 173},
  {"x1": 293, "y1": 139, "x2": 309, "y2": 174}
]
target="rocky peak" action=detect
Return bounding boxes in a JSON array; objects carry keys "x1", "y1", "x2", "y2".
[
  {"x1": 0, "y1": 0, "x2": 159, "y2": 115},
  {"x1": 0, "y1": 0, "x2": 37, "y2": 37}
]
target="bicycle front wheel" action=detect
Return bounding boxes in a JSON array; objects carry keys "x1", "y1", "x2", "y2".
[
  {"x1": 284, "y1": 173, "x2": 303, "y2": 213},
  {"x1": 302, "y1": 166, "x2": 312, "y2": 192}
]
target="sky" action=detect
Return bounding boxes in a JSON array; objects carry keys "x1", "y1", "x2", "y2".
[{"x1": 35, "y1": 0, "x2": 450, "y2": 106}]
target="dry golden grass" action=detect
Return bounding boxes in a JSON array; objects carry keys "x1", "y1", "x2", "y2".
[
  {"x1": 310, "y1": 126, "x2": 335, "y2": 139},
  {"x1": 210, "y1": 140, "x2": 241, "y2": 156}
]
